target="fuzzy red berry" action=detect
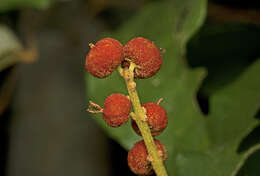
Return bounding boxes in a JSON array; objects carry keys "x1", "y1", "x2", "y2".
[
  {"x1": 127, "y1": 140, "x2": 167, "y2": 175},
  {"x1": 123, "y1": 37, "x2": 162, "y2": 79},
  {"x1": 132, "y1": 102, "x2": 168, "y2": 136},
  {"x1": 85, "y1": 38, "x2": 123, "y2": 78},
  {"x1": 103, "y1": 93, "x2": 131, "y2": 127}
]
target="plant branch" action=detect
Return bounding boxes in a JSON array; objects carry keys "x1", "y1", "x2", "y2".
[
  {"x1": 208, "y1": 2, "x2": 260, "y2": 25},
  {"x1": 87, "y1": 101, "x2": 103, "y2": 114},
  {"x1": 118, "y1": 63, "x2": 168, "y2": 176}
]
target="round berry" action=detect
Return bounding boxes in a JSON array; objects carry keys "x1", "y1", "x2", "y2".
[
  {"x1": 85, "y1": 38, "x2": 123, "y2": 78},
  {"x1": 123, "y1": 37, "x2": 162, "y2": 79},
  {"x1": 132, "y1": 102, "x2": 168, "y2": 136},
  {"x1": 103, "y1": 94, "x2": 131, "y2": 127},
  {"x1": 127, "y1": 140, "x2": 167, "y2": 175}
]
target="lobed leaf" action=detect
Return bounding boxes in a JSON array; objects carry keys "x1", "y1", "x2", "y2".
[{"x1": 86, "y1": 0, "x2": 260, "y2": 175}]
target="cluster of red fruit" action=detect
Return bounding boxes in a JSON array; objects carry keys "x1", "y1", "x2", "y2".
[{"x1": 85, "y1": 37, "x2": 168, "y2": 175}]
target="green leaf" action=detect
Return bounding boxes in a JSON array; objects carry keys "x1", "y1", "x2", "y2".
[
  {"x1": 176, "y1": 60, "x2": 260, "y2": 176},
  {"x1": 0, "y1": 24, "x2": 22, "y2": 71},
  {"x1": 86, "y1": 0, "x2": 260, "y2": 175},
  {"x1": 0, "y1": 0, "x2": 54, "y2": 11}
]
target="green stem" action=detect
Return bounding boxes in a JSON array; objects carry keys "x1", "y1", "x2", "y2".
[{"x1": 118, "y1": 63, "x2": 168, "y2": 176}]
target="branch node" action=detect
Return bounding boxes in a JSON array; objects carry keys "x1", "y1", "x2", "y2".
[
  {"x1": 117, "y1": 66, "x2": 124, "y2": 77},
  {"x1": 160, "y1": 48, "x2": 166, "y2": 54},
  {"x1": 87, "y1": 101, "x2": 103, "y2": 114},
  {"x1": 157, "y1": 98, "x2": 164, "y2": 105},
  {"x1": 89, "y1": 43, "x2": 95, "y2": 48},
  {"x1": 142, "y1": 106, "x2": 147, "y2": 114},
  {"x1": 147, "y1": 154, "x2": 154, "y2": 162},
  {"x1": 130, "y1": 112, "x2": 136, "y2": 121},
  {"x1": 129, "y1": 82, "x2": 136, "y2": 91},
  {"x1": 141, "y1": 114, "x2": 148, "y2": 122}
]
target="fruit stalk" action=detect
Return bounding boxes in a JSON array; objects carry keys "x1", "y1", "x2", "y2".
[{"x1": 118, "y1": 63, "x2": 168, "y2": 176}]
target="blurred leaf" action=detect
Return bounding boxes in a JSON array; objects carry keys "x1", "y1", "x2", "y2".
[
  {"x1": 0, "y1": 25, "x2": 20, "y2": 115},
  {"x1": 0, "y1": 67, "x2": 17, "y2": 115},
  {"x1": 237, "y1": 150, "x2": 260, "y2": 176},
  {"x1": 187, "y1": 24, "x2": 260, "y2": 96},
  {"x1": 86, "y1": 0, "x2": 260, "y2": 175},
  {"x1": 0, "y1": 24, "x2": 22, "y2": 71},
  {"x1": 0, "y1": 0, "x2": 54, "y2": 11}
]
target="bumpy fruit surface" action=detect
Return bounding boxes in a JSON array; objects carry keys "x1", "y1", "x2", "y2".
[
  {"x1": 103, "y1": 94, "x2": 131, "y2": 127},
  {"x1": 123, "y1": 37, "x2": 162, "y2": 79},
  {"x1": 127, "y1": 140, "x2": 167, "y2": 175},
  {"x1": 132, "y1": 102, "x2": 168, "y2": 136},
  {"x1": 85, "y1": 38, "x2": 123, "y2": 78}
]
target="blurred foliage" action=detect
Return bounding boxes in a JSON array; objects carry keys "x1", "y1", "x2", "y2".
[
  {"x1": 187, "y1": 23, "x2": 260, "y2": 96},
  {"x1": 0, "y1": 24, "x2": 21, "y2": 71},
  {"x1": 238, "y1": 150, "x2": 260, "y2": 176},
  {"x1": 0, "y1": 0, "x2": 54, "y2": 12},
  {"x1": 86, "y1": 0, "x2": 260, "y2": 175},
  {"x1": 0, "y1": 25, "x2": 21, "y2": 115}
]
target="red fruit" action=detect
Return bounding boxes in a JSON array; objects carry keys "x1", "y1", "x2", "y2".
[
  {"x1": 103, "y1": 94, "x2": 131, "y2": 127},
  {"x1": 123, "y1": 37, "x2": 162, "y2": 79},
  {"x1": 132, "y1": 102, "x2": 168, "y2": 136},
  {"x1": 85, "y1": 38, "x2": 123, "y2": 78},
  {"x1": 127, "y1": 140, "x2": 167, "y2": 175}
]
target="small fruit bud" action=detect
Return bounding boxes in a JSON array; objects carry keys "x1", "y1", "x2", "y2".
[
  {"x1": 103, "y1": 93, "x2": 131, "y2": 127},
  {"x1": 123, "y1": 37, "x2": 162, "y2": 79},
  {"x1": 85, "y1": 38, "x2": 123, "y2": 78},
  {"x1": 132, "y1": 102, "x2": 168, "y2": 136},
  {"x1": 127, "y1": 140, "x2": 167, "y2": 175}
]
